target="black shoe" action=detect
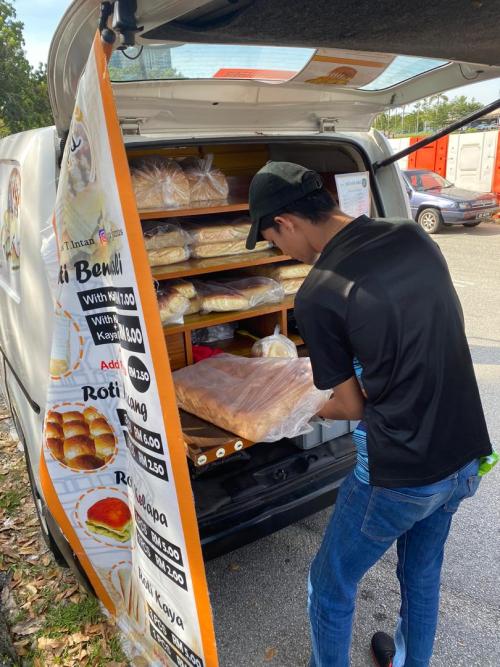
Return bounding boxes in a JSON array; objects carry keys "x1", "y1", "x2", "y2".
[{"x1": 371, "y1": 631, "x2": 395, "y2": 667}]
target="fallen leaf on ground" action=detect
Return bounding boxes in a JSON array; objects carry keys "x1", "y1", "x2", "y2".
[
  {"x1": 264, "y1": 647, "x2": 278, "y2": 661},
  {"x1": 11, "y1": 618, "x2": 43, "y2": 636}
]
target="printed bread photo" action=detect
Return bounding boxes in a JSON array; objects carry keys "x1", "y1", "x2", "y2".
[
  {"x1": 85, "y1": 497, "x2": 132, "y2": 543},
  {"x1": 44, "y1": 408, "x2": 117, "y2": 471}
]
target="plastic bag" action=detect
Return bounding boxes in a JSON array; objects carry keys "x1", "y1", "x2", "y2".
[
  {"x1": 147, "y1": 245, "x2": 190, "y2": 267},
  {"x1": 251, "y1": 325, "x2": 298, "y2": 359},
  {"x1": 181, "y1": 154, "x2": 229, "y2": 203},
  {"x1": 165, "y1": 279, "x2": 197, "y2": 299},
  {"x1": 156, "y1": 286, "x2": 190, "y2": 325},
  {"x1": 281, "y1": 277, "x2": 305, "y2": 295},
  {"x1": 173, "y1": 354, "x2": 330, "y2": 442},
  {"x1": 194, "y1": 277, "x2": 284, "y2": 313},
  {"x1": 191, "y1": 239, "x2": 272, "y2": 259},
  {"x1": 252, "y1": 261, "x2": 312, "y2": 280},
  {"x1": 182, "y1": 215, "x2": 251, "y2": 245},
  {"x1": 192, "y1": 324, "x2": 237, "y2": 344},
  {"x1": 143, "y1": 221, "x2": 192, "y2": 250},
  {"x1": 131, "y1": 159, "x2": 190, "y2": 209}
]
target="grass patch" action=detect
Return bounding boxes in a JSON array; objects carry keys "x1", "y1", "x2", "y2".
[
  {"x1": 0, "y1": 489, "x2": 23, "y2": 513},
  {"x1": 43, "y1": 596, "x2": 104, "y2": 636},
  {"x1": 87, "y1": 634, "x2": 127, "y2": 666}
]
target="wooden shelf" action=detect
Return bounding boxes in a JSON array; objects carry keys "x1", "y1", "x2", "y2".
[
  {"x1": 151, "y1": 249, "x2": 291, "y2": 281},
  {"x1": 164, "y1": 295, "x2": 295, "y2": 335},
  {"x1": 204, "y1": 333, "x2": 256, "y2": 357},
  {"x1": 179, "y1": 410, "x2": 254, "y2": 467},
  {"x1": 139, "y1": 199, "x2": 249, "y2": 220}
]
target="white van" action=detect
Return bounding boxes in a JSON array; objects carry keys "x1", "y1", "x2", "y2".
[{"x1": 1, "y1": 0, "x2": 499, "y2": 580}]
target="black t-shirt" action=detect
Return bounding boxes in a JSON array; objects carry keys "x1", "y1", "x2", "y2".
[{"x1": 294, "y1": 216, "x2": 492, "y2": 487}]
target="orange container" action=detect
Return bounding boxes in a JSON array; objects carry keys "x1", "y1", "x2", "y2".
[{"x1": 407, "y1": 135, "x2": 449, "y2": 177}]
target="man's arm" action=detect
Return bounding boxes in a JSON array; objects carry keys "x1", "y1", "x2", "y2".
[{"x1": 317, "y1": 375, "x2": 365, "y2": 421}]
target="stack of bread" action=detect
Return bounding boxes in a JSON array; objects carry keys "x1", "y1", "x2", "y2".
[
  {"x1": 131, "y1": 154, "x2": 229, "y2": 211},
  {"x1": 183, "y1": 215, "x2": 272, "y2": 259},
  {"x1": 143, "y1": 221, "x2": 192, "y2": 267},
  {"x1": 173, "y1": 354, "x2": 330, "y2": 442},
  {"x1": 131, "y1": 159, "x2": 190, "y2": 210},
  {"x1": 250, "y1": 261, "x2": 312, "y2": 295},
  {"x1": 194, "y1": 277, "x2": 284, "y2": 314},
  {"x1": 156, "y1": 279, "x2": 202, "y2": 324}
]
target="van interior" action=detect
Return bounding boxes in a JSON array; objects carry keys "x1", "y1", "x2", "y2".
[{"x1": 125, "y1": 138, "x2": 375, "y2": 556}]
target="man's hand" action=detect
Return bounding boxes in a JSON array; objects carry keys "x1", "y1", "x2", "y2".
[{"x1": 317, "y1": 376, "x2": 365, "y2": 421}]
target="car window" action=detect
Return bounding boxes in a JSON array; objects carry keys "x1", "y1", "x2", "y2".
[{"x1": 406, "y1": 172, "x2": 453, "y2": 192}]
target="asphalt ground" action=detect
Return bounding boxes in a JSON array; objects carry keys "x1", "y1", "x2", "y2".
[{"x1": 205, "y1": 221, "x2": 500, "y2": 667}]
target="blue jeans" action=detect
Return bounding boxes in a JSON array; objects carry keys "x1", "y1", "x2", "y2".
[{"x1": 308, "y1": 459, "x2": 481, "y2": 667}]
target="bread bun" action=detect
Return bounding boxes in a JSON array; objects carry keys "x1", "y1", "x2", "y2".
[
  {"x1": 89, "y1": 418, "x2": 113, "y2": 438},
  {"x1": 83, "y1": 406, "x2": 101, "y2": 422},
  {"x1": 62, "y1": 411, "x2": 85, "y2": 424},
  {"x1": 46, "y1": 422, "x2": 64, "y2": 439},
  {"x1": 46, "y1": 438, "x2": 65, "y2": 461},
  {"x1": 67, "y1": 454, "x2": 104, "y2": 471},
  {"x1": 63, "y1": 421, "x2": 90, "y2": 439},
  {"x1": 46, "y1": 410, "x2": 63, "y2": 425},
  {"x1": 63, "y1": 435, "x2": 96, "y2": 461},
  {"x1": 94, "y1": 434, "x2": 116, "y2": 460}
]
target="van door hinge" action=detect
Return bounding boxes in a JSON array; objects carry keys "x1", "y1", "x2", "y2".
[
  {"x1": 120, "y1": 117, "x2": 144, "y2": 135},
  {"x1": 318, "y1": 117, "x2": 337, "y2": 133}
]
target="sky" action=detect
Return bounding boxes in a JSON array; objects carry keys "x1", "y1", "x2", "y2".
[{"x1": 13, "y1": 0, "x2": 500, "y2": 105}]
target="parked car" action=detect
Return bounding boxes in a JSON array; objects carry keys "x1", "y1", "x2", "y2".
[{"x1": 402, "y1": 169, "x2": 500, "y2": 233}]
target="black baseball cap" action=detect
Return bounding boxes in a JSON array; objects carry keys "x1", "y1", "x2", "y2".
[{"x1": 246, "y1": 161, "x2": 324, "y2": 249}]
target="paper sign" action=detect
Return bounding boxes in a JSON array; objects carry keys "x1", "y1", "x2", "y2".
[
  {"x1": 293, "y1": 48, "x2": 394, "y2": 87},
  {"x1": 40, "y1": 33, "x2": 218, "y2": 667},
  {"x1": 335, "y1": 172, "x2": 371, "y2": 218}
]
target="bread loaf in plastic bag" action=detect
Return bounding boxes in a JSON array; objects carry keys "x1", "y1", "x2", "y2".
[
  {"x1": 143, "y1": 221, "x2": 192, "y2": 250},
  {"x1": 131, "y1": 159, "x2": 190, "y2": 209},
  {"x1": 251, "y1": 326, "x2": 298, "y2": 358},
  {"x1": 173, "y1": 354, "x2": 330, "y2": 442},
  {"x1": 181, "y1": 154, "x2": 229, "y2": 203},
  {"x1": 194, "y1": 277, "x2": 284, "y2": 313}
]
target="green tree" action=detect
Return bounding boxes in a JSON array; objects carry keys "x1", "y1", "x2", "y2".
[
  {"x1": 0, "y1": 0, "x2": 53, "y2": 136},
  {"x1": 373, "y1": 95, "x2": 483, "y2": 137}
]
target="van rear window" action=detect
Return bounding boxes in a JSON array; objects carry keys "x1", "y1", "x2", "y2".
[{"x1": 109, "y1": 44, "x2": 447, "y2": 89}]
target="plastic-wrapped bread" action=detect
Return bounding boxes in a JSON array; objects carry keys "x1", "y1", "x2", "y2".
[
  {"x1": 195, "y1": 277, "x2": 284, "y2": 313},
  {"x1": 281, "y1": 277, "x2": 305, "y2": 295},
  {"x1": 252, "y1": 261, "x2": 312, "y2": 280},
  {"x1": 131, "y1": 159, "x2": 190, "y2": 210},
  {"x1": 167, "y1": 279, "x2": 196, "y2": 299},
  {"x1": 185, "y1": 295, "x2": 202, "y2": 315},
  {"x1": 191, "y1": 239, "x2": 272, "y2": 259},
  {"x1": 181, "y1": 154, "x2": 229, "y2": 203},
  {"x1": 147, "y1": 246, "x2": 190, "y2": 267},
  {"x1": 157, "y1": 287, "x2": 190, "y2": 325},
  {"x1": 182, "y1": 216, "x2": 251, "y2": 244},
  {"x1": 195, "y1": 282, "x2": 250, "y2": 313},
  {"x1": 142, "y1": 221, "x2": 191, "y2": 250},
  {"x1": 251, "y1": 326, "x2": 298, "y2": 359},
  {"x1": 173, "y1": 354, "x2": 330, "y2": 442}
]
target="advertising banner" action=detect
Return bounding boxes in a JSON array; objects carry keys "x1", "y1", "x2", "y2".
[{"x1": 40, "y1": 33, "x2": 218, "y2": 667}]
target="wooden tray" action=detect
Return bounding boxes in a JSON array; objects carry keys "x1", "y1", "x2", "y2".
[{"x1": 179, "y1": 410, "x2": 254, "y2": 467}]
